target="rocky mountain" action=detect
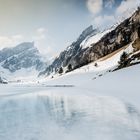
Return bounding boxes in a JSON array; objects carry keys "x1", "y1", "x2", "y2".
[
  {"x1": 39, "y1": 25, "x2": 99, "y2": 76},
  {"x1": 40, "y1": 7, "x2": 140, "y2": 77},
  {"x1": 0, "y1": 42, "x2": 47, "y2": 81}
]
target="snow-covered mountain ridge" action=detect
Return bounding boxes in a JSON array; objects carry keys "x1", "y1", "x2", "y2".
[
  {"x1": 0, "y1": 42, "x2": 47, "y2": 82},
  {"x1": 40, "y1": 7, "x2": 140, "y2": 77}
]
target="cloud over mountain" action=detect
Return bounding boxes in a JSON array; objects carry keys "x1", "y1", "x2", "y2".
[{"x1": 86, "y1": 0, "x2": 103, "y2": 15}]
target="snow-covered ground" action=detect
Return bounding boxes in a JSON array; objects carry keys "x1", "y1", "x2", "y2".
[
  {"x1": 0, "y1": 44, "x2": 140, "y2": 139},
  {"x1": 0, "y1": 65, "x2": 40, "y2": 83},
  {"x1": 0, "y1": 63, "x2": 140, "y2": 140}
]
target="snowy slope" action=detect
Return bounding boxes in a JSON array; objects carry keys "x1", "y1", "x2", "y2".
[
  {"x1": 41, "y1": 63, "x2": 140, "y2": 110},
  {"x1": 0, "y1": 62, "x2": 140, "y2": 140},
  {"x1": 80, "y1": 28, "x2": 113, "y2": 49},
  {"x1": 0, "y1": 65, "x2": 40, "y2": 83},
  {"x1": 44, "y1": 42, "x2": 134, "y2": 80}
]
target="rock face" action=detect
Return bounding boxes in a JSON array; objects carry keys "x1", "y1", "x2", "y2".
[
  {"x1": 40, "y1": 8, "x2": 140, "y2": 76},
  {"x1": 0, "y1": 42, "x2": 47, "y2": 73},
  {"x1": 85, "y1": 9, "x2": 140, "y2": 62}
]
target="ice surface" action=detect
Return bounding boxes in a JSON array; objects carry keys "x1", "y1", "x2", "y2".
[{"x1": 0, "y1": 87, "x2": 140, "y2": 140}]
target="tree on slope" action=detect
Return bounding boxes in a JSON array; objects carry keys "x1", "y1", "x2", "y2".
[
  {"x1": 67, "y1": 64, "x2": 72, "y2": 71},
  {"x1": 58, "y1": 67, "x2": 63, "y2": 74},
  {"x1": 118, "y1": 52, "x2": 129, "y2": 68}
]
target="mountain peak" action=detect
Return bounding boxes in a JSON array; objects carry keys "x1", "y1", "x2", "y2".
[
  {"x1": 0, "y1": 42, "x2": 47, "y2": 73},
  {"x1": 14, "y1": 42, "x2": 37, "y2": 53}
]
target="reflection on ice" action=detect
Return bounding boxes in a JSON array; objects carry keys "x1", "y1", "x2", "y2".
[{"x1": 0, "y1": 92, "x2": 140, "y2": 140}]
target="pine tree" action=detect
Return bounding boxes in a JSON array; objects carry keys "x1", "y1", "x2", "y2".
[
  {"x1": 94, "y1": 63, "x2": 98, "y2": 67},
  {"x1": 118, "y1": 52, "x2": 129, "y2": 68},
  {"x1": 67, "y1": 64, "x2": 72, "y2": 71},
  {"x1": 58, "y1": 67, "x2": 63, "y2": 74}
]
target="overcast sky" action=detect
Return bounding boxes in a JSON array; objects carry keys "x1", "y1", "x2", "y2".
[{"x1": 0, "y1": 0, "x2": 139, "y2": 58}]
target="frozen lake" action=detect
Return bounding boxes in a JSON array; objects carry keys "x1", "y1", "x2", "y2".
[{"x1": 0, "y1": 85, "x2": 140, "y2": 140}]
